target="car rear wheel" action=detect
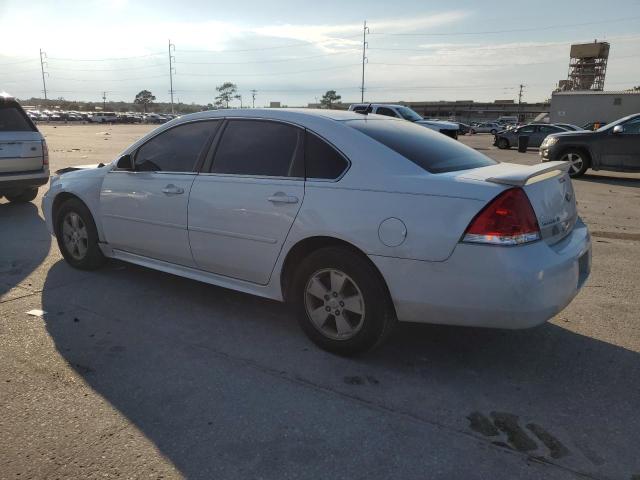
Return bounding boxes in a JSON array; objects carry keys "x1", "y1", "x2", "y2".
[
  {"x1": 490, "y1": 129, "x2": 497, "y2": 135},
  {"x1": 5, "y1": 188, "x2": 38, "y2": 203},
  {"x1": 55, "y1": 198, "x2": 106, "y2": 270},
  {"x1": 496, "y1": 137, "x2": 510, "y2": 149},
  {"x1": 561, "y1": 150, "x2": 589, "y2": 178},
  {"x1": 292, "y1": 247, "x2": 396, "y2": 355}
]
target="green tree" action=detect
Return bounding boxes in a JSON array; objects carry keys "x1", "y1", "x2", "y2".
[
  {"x1": 320, "y1": 90, "x2": 341, "y2": 109},
  {"x1": 215, "y1": 82, "x2": 238, "y2": 108},
  {"x1": 134, "y1": 90, "x2": 156, "y2": 113}
]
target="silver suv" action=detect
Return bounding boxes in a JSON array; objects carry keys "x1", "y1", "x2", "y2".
[{"x1": 0, "y1": 93, "x2": 49, "y2": 203}]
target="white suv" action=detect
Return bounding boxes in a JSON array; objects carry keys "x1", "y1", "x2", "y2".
[
  {"x1": 0, "y1": 93, "x2": 49, "y2": 203},
  {"x1": 348, "y1": 104, "x2": 459, "y2": 139}
]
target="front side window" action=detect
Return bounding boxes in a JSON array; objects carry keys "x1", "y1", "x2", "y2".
[
  {"x1": 211, "y1": 120, "x2": 303, "y2": 177},
  {"x1": 305, "y1": 131, "x2": 348, "y2": 180},
  {"x1": 539, "y1": 125, "x2": 561, "y2": 134},
  {"x1": 135, "y1": 121, "x2": 218, "y2": 172},
  {"x1": 621, "y1": 117, "x2": 640, "y2": 134}
]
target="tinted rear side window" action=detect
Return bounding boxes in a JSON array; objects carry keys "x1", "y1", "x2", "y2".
[
  {"x1": 135, "y1": 120, "x2": 218, "y2": 172},
  {"x1": 0, "y1": 103, "x2": 36, "y2": 132},
  {"x1": 212, "y1": 120, "x2": 303, "y2": 177},
  {"x1": 305, "y1": 131, "x2": 348, "y2": 180},
  {"x1": 346, "y1": 119, "x2": 496, "y2": 173}
]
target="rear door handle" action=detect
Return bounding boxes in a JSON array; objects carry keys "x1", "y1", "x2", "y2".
[
  {"x1": 162, "y1": 184, "x2": 185, "y2": 195},
  {"x1": 268, "y1": 192, "x2": 299, "y2": 204}
]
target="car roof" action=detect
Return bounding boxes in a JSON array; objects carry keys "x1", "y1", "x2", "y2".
[{"x1": 177, "y1": 108, "x2": 376, "y2": 124}]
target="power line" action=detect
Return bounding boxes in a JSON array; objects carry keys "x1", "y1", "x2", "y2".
[
  {"x1": 176, "y1": 51, "x2": 356, "y2": 65},
  {"x1": 47, "y1": 52, "x2": 165, "y2": 62},
  {"x1": 369, "y1": 15, "x2": 640, "y2": 36},
  {"x1": 177, "y1": 34, "x2": 362, "y2": 54}
]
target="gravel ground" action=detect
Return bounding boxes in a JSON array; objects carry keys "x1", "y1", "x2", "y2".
[{"x1": 1, "y1": 124, "x2": 639, "y2": 480}]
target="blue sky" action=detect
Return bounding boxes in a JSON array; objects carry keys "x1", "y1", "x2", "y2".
[{"x1": 1, "y1": 0, "x2": 639, "y2": 106}]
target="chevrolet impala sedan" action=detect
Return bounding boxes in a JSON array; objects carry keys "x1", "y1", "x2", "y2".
[{"x1": 43, "y1": 109, "x2": 591, "y2": 355}]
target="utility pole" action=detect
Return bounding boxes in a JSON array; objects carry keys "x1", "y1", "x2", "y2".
[
  {"x1": 360, "y1": 20, "x2": 369, "y2": 103},
  {"x1": 517, "y1": 84, "x2": 525, "y2": 122},
  {"x1": 39, "y1": 48, "x2": 48, "y2": 100},
  {"x1": 102, "y1": 91, "x2": 107, "y2": 110},
  {"x1": 168, "y1": 39, "x2": 176, "y2": 114},
  {"x1": 250, "y1": 89, "x2": 257, "y2": 108}
]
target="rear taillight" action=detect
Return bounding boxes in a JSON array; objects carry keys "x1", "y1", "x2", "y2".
[
  {"x1": 42, "y1": 140, "x2": 49, "y2": 166},
  {"x1": 462, "y1": 188, "x2": 540, "y2": 246}
]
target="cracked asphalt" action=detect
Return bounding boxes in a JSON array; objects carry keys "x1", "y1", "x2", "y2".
[{"x1": 1, "y1": 124, "x2": 639, "y2": 479}]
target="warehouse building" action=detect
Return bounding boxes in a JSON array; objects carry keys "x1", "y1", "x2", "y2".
[{"x1": 550, "y1": 91, "x2": 640, "y2": 125}]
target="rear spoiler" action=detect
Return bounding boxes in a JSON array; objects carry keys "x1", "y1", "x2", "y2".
[{"x1": 486, "y1": 161, "x2": 570, "y2": 187}]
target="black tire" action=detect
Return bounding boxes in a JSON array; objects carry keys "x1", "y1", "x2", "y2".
[
  {"x1": 496, "y1": 137, "x2": 510, "y2": 149},
  {"x1": 490, "y1": 129, "x2": 497, "y2": 135},
  {"x1": 291, "y1": 246, "x2": 396, "y2": 355},
  {"x1": 560, "y1": 149, "x2": 590, "y2": 178},
  {"x1": 54, "y1": 198, "x2": 106, "y2": 270},
  {"x1": 5, "y1": 188, "x2": 38, "y2": 203}
]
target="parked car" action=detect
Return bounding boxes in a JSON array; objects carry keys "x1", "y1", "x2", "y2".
[
  {"x1": 90, "y1": 112, "x2": 118, "y2": 123},
  {"x1": 470, "y1": 122, "x2": 503, "y2": 135},
  {"x1": 0, "y1": 93, "x2": 49, "y2": 203},
  {"x1": 43, "y1": 109, "x2": 590, "y2": 354},
  {"x1": 494, "y1": 124, "x2": 569, "y2": 149},
  {"x1": 348, "y1": 103, "x2": 458, "y2": 139},
  {"x1": 540, "y1": 113, "x2": 640, "y2": 177},
  {"x1": 454, "y1": 122, "x2": 471, "y2": 135}
]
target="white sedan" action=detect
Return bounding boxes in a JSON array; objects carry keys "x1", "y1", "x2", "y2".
[{"x1": 43, "y1": 109, "x2": 591, "y2": 355}]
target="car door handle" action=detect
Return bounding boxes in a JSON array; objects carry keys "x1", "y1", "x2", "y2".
[
  {"x1": 161, "y1": 184, "x2": 185, "y2": 195},
  {"x1": 268, "y1": 192, "x2": 299, "y2": 204}
]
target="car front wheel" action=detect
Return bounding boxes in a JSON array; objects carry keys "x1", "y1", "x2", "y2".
[
  {"x1": 496, "y1": 138, "x2": 510, "y2": 149},
  {"x1": 561, "y1": 150, "x2": 589, "y2": 178},
  {"x1": 292, "y1": 247, "x2": 396, "y2": 355},
  {"x1": 55, "y1": 198, "x2": 106, "y2": 270}
]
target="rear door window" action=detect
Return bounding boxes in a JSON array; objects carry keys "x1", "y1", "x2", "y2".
[
  {"x1": 346, "y1": 118, "x2": 496, "y2": 173},
  {"x1": 376, "y1": 107, "x2": 398, "y2": 117},
  {"x1": 0, "y1": 103, "x2": 36, "y2": 132},
  {"x1": 211, "y1": 120, "x2": 303, "y2": 177}
]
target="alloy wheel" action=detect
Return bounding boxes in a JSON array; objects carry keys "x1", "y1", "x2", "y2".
[
  {"x1": 562, "y1": 152, "x2": 584, "y2": 175},
  {"x1": 62, "y1": 212, "x2": 89, "y2": 260},
  {"x1": 304, "y1": 269, "x2": 365, "y2": 340}
]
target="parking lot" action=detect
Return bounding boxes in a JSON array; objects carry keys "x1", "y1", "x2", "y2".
[{"x1": 1, "y1": 124, "x2": 639, "y2": 479}]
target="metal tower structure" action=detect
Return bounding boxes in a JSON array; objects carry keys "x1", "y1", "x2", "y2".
[{"x1": 564, "y1": 40, "x2": 610, "y2": 91}]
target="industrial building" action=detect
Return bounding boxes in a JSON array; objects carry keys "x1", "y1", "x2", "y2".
[
  {"x1": 397, "y1": 100, "x2": 549, "y2": 123},
  {"x1": 549, "y1": 91, "x2": 640, "y2": 125}
]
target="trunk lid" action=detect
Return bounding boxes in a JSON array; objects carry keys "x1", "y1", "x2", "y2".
[
  {"x1": 459, "y1": 161, "x2": 577, "y2": 244},
  {"x1": 0, "y1": 131, "x2": 44, "y2": 173}
]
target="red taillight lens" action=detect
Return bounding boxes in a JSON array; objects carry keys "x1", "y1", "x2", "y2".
[
  {"x1": 462, "y1": 187, "x2": 540, "y2": 246},
  {"x1": 42, "y1": 140, "x2": 49, "y2": 166}
]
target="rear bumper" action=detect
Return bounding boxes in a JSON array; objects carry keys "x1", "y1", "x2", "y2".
[
  {"x1": 370, "y1": 218, "x2": 591, "y2": 329},
  {"x1": 0, "y1": 169, "x2": 49, "y2": 194}
]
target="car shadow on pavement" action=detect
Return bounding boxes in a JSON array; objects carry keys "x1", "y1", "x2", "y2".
[
  {"x1": 39, "y1": 260, "x2": 640, "y2": 479},
  {"x1": 0, "y1": 201, "x2": 51, "y2": 298},
  {"x1": 577, "y1": 173, "x2": 640, "y2": 188}
]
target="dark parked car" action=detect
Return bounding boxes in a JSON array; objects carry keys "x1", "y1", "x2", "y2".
[
  {"x1": 540, "y1": 113, "x2": 640, "y2": 177},
  {"x1": 493, "y1": 124, "x2": 568, "y2": 149}
]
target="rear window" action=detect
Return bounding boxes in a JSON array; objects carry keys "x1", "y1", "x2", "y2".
[
  {"x1": 346, "y1": 118, "x2": 496, "y2": 173},
  {"x1": 0, "y1": 103, "x2": 36, "y2": 132}
]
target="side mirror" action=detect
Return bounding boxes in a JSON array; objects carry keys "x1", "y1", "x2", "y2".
[
  {"x1": 612, "y1": 125, "x2": 624, "y2": 134},
  {"x1": 116, "y1": 154, "x2": 133, "y2": 170}
]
